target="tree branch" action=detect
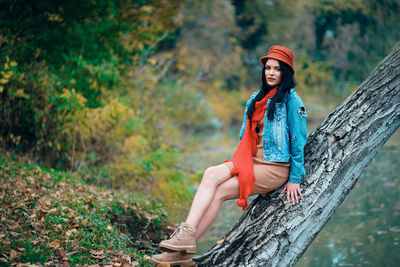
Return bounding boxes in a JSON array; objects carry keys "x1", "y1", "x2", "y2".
[{"x1": 194, "y1": 42, "x2": 400, "y2": 266}]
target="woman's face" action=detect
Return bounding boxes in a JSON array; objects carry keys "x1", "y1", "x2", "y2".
[{"x1": 264, "y1": 59, "x2": 282, "y2": 87}]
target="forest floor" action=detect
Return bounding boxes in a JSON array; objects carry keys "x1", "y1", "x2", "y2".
[{"x1": 0, "y1": 149, "x2": 172, "y2": 267}]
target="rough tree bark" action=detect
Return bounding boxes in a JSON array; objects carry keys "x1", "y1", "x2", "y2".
[{"x1": 194, "y1": 42, "x2": 400, "y2": 266}]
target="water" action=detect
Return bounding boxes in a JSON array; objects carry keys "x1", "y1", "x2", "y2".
[
  {"x1": 297, "y1": 144, "x2": 400, "y2": 267},
  {"x1": 189, "y1": 123, "x2": 400, "y2": 266}
]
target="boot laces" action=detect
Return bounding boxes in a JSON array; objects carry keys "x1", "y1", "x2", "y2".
[{"x1": 170, "y1": 226, "x2": 184, "y2": 239}]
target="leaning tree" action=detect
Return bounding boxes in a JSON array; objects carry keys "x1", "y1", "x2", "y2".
[{"x1": 194, "y1": 42, "x2": 400, "y2": 266}]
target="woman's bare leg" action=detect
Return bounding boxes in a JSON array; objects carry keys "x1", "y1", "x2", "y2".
[
  {"x1": 185, "y1": 163, "x2": 233, "y2": 228},
  {"x1": 194, "y1": 177, "x2": 241, "y2": 240}
]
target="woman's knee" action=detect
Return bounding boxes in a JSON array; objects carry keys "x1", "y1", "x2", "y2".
[
  {"x1": 201, "y1": 166, "x2": 219, "y2": 188},
  {"x1": 201, "y1": 164, "x2": 231, "y2": 188}
]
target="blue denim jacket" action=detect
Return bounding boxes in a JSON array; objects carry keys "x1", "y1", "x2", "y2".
[{"x1": 239, "y1": 88, "x2": 307, "y2": 184}]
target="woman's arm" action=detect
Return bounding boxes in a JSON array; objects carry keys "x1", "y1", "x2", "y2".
[{"x1": 281, "y1": 91, "x2": 307, "y2": 205}]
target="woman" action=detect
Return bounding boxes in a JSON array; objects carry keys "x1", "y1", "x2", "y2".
[{"x1": 151, "y1": 45, "x2": 307, "y2": 266}]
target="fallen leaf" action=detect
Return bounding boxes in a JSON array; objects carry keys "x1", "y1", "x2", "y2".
[
  {"x1": 66, "y1": 251, "x2": 79, "y2": 257},
  {"x1": 16, "y1": 263, "x2": 40, "y2": 267},
  {"x1": 10, "y1": 250, "x2": 17, "y2": 260},
  {"x1": 10, "y1": 232, "x2": 20, "y2": 237},
  {"x1": 48, "y1": 240, "x2": 60, "y2": 249},
  {"x1": 216, "y1": 235, "x2": 226, "y2": 245},
  {"x1": 121, "y1": 254, "x2": 131, "y2": 263},
  {"x1": 157, "y1": 263, "x2": 170, "y2": 267},
  {"x1": 62, "y1": 206, "x2": 73, "y2": 213},
  {"x1": 145, "y1": 214, "x2": 159, "y2": 221},
  {"x1": 37, "y1": 221, "x2": 46, "y2": 230},
  {"x1": 82, "y1": 218, "x2": 89, "y2": 227},
  {"x1": 91, "y1": 250, "x2": 106, "y2": 259},
  {"x1": 22, "y1": 210, "x2": 30, "y2": 217},
  {"x1": 9, "y1": 222, "x2": 20, "y2": 230},
  {"x1": 66, "y1": 229, "x2": 77, "y2": 238},
  {"x1": 27, "y1": 176, "x2": 35, "y2": 184},
  {"x1": 48, "y1": 208, "x2": 58, "y2": 214},
  {"x1": 143, "y1": 255, "x2": 151, "y2": 260},
  {"x1": 57, "y1": 248, "x2": 67, "y2": 258}
]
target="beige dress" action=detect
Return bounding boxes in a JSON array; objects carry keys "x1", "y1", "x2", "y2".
[{"x1": 223, "y1": 116, "x2": 290, "y2": 196}]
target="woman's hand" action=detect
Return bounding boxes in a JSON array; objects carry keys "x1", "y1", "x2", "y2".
[{"x1": 281, "y1": 182, "x2": 303, "y2": 205}]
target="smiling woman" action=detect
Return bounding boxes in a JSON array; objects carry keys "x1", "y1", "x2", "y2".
[{"x1": 151, "y1": 45, "x2": 308, "y2": 266}]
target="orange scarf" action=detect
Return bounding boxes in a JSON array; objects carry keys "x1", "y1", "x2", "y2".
[{"x1": 224, "y1": 87, "x2": 277, "y2": 210}]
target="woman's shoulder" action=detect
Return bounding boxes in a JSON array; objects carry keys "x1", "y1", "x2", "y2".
[
  {"x1": 250, "y1": 88, "x2": 261, "y2": 99},
  {"x1": 286, "y1": 88, "x2": 305, "y2": 108},
  {"x1": 245, "y1": 89, "x2": 261, "y2": 104},
  {"x1": 287, "y1": 88, "x2": 299, "y2": 98}
]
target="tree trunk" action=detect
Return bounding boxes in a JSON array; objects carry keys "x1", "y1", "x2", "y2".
[{"x1": 194, "y1": 42, "x2": 400, "y2": 266}]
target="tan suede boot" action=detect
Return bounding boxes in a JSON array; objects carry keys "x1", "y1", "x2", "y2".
[
  {"x1": 159, "y1": 222, "x2": 197, "y2": 253},
  {"x1": 150, "y1": 251, "x2": 197, "y2": 267}
]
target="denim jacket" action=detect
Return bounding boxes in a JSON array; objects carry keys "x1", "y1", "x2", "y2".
[{"x1": 239, "y1": 88, "x2": 307, "y2": 184}]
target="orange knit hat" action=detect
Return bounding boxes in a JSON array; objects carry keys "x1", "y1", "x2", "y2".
[{"x1": 260, "y1": 45, "x2": 295, "y2": 74}]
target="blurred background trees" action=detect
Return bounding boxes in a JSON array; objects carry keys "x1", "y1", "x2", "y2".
[{"x1": 1, "y1": 0, "x2": 399, "y2": 218}]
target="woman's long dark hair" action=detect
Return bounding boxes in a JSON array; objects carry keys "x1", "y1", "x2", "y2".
[{"x1": 247, "y1": 60, "x2": 295, "y2": 121}]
